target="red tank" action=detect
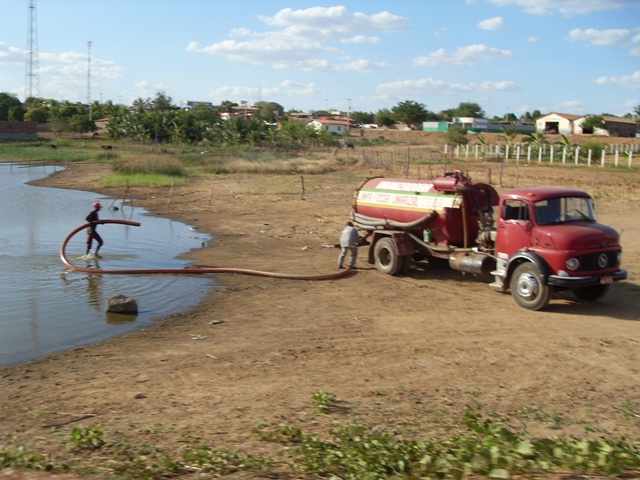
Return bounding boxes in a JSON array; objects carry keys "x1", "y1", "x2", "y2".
[{"x1": 352, "y1": 172, "x2": 499, "y2": 247}]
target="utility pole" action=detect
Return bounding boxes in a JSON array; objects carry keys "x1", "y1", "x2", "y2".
[
  {"x1": 87, "y1": 41, "x2": 92, "y2": 121},
  {"x1": 346, "y1": 98, "x2": 351, "y2": 137},
  {"x1": 25, "y1": 0, "x2": 40, "y2": 104}
]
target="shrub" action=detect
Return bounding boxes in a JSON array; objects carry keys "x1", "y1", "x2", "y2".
[{"x1": 112, "y1": 155, "x2": 186, "y2": 177}]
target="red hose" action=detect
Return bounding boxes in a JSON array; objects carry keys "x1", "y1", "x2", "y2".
[{"x1": 60, "y1": 219, "x2": 352, "y2": 280}]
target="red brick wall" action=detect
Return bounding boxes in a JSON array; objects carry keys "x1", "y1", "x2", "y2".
[{"x1": 0, "y1": 121, "x2": 38, "y2": 140}]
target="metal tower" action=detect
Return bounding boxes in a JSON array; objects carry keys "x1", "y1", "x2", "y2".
[
  {"x1": 87, "y1": 40, "x2": 92, "y2": 120},
  {"x1": 25, "y1": 0, "x2": 40, "y2": 102}
]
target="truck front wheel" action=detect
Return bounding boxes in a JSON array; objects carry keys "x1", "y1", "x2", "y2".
[
  {"x1": 509, "y1": 262, "x2": 551, "y2": 311},
  {"x1": 373, "y1": 238, "x2": 402, "y2": 276}
]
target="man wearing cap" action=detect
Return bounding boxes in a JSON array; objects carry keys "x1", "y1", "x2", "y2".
[{"x1": 85, "y1": 202, "x2": 104, "y2": 257}]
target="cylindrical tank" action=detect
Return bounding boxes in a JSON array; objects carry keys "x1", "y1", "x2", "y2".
[{"x1": 353, "y1": 173, "x2": 498, "y2": 247}]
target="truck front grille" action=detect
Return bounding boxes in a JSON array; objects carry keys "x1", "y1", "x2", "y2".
[{"x1": 578, "y1": 251, "x2": 619, "y2": 272}]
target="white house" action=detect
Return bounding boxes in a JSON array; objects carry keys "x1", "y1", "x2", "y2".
[
  {"x1": 309, "y1": 118, "x2": 350, "y2": 135},
  {"x1": 536, "y1": 113, "x2": 581, "y2": 135}
]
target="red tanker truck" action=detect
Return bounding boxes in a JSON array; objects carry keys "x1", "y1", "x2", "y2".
[{"x1": 351, "y1": 170, "x2": 626, "y2": 311}]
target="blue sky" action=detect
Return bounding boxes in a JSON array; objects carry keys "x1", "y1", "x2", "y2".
[{"x1": 1, "y1": 0, "x2": 639, "y2": 118}]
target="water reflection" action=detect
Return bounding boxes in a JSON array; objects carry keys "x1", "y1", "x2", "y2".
[{"x1": 0, "y1": 162, "x2": 215, "y2": 367}]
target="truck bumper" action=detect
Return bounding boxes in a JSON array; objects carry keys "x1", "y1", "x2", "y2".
[{"x1": 548, "y1": 269, "x2": 627, "y2": 288}]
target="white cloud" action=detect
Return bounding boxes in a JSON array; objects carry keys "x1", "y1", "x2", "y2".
[
  {"x1": 0, "y1": 42, "x2": 23, "y2": 64},
  {"x1": 259, "y1": 6, "x2": 408, "y2": 33},
  {"x1": 568, "y1": 28, "x2": 630, "y2": 46},
  {"x1": 341, "y1": 35, "x2": 380, "y2": 45},
  {"x1": 628, "y1": 31, "x2": 640, "y2": 56},
  {"x1": 486, "y1": 0, "x2": 636, "y2": 16},
  {"x1": 595, "y1": 70, "x2": 640, "y2": 90},
  {"x1": 477, "y1": 17, "x2": 504, "y2": 31},
  {"x1": 568, "y1": 27, "x2": 640, "y2": 57},
  {"x1": 187, "y1": 6, "x2": 407, "y2": 71},
  {"x1": 376, "y1": 78, "x2": 518, "y2": 97},
  {"x1": 555, "y1": 100, "x2": 586, "y2": 112},
  {"x1": 527, "y1": 36, "x2": 539, "y2": 43},
  {"x1": 208, "y1": 80, "x2": 321, "y2": 102},
  {"x1": 413, "y1": 44, "x2": 513, "y2": 67}
]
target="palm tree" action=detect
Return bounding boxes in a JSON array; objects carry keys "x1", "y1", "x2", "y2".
[
  {"x1": 522, "y1": 131, "x2": 548, "y2": 161},
  {"x1": 497, "y1": 126, "x2": 518, "y2": 159}
]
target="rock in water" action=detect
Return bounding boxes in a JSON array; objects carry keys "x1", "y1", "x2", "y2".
[{"x1": 106, "y1": 295, "x2": 138, "y2": 314}]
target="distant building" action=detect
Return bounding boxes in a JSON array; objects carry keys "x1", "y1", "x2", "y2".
[
  {"x1": 574, "y1": 115, "x2": 637, "y2": 137},
  {"x1": 535, "y1": 113, "x2": 581, "y2": 135},
  {"x1": 289, "y1": 111, "x2": 314, "y2": 120},
  {"x1": 537, "y1": 112, "x2": 637, "y2": 137},
  {"x1": 94, "y1": 118, "x2": 110, "y2": 134},
  {"x1": 182, "y1": 100, "x2": 214, "y2": 110},
  {"x1": 231, "y1": 104, "x2": 259, "y2": 118},
  {"x1": 423, "y1": 118, "x2": 534, "y2": 133},
  {"x1": 309, "y1": 117, "x2": 351, "y2": 135}
]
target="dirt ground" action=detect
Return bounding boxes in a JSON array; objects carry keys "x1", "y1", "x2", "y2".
[{"x1": 1, "y1": 133, "x2": 639, "y2": 479}]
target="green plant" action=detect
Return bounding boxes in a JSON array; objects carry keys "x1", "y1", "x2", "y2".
[
  {"x1": 0, "y1": 444, "x2": 50, "y2": 470},
  {"x1": 312, "y1": 389, "x2": 337, "y2": 412},
  {"x1": 444, "y1": 125, "x2": 468, "y2": 146},
  {"x1": 68, "y1": 425, "x2": 105, "y2": 451}
]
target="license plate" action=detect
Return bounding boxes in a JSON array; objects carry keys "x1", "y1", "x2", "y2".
[{"x1": 600, "y1": 275, "x2": 613, "y2": 284}]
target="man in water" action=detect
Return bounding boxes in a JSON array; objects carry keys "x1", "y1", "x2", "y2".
[
  {"x1": 85, "y1": 202, "x2": 103, "y2": 258},
  {"x1": 337, "y1": 221, "x2": 359, "y2": 269}
]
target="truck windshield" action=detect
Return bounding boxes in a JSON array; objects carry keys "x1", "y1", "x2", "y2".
[{"x1": 534, "y1": 197, "x2": 596, "y2": 225}]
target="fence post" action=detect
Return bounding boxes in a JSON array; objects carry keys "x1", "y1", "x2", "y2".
[
  {"x1": 615, "y1": 150, "x2": 619, "y2": 166},
  {"x1": 601, "y1": 149, "x2": 606, "y2": 167},
  {"x1": 562, "y1": 148, "x2": 567, "y2": 163},
  {"x1": 444, "y1": 144, "x2": 448, "y2": 155},
  {"x1": 587, "y1": 149, "x2": 592, "y2": 166},
  {"x1": 575, "y1": 146, "x2": 580, "y2": 164},
  {"x1": 629, "y1": 151, "x2": 633, "y2": 168},
  {"x1": 550, "y1": 146, "x2": 554, "y2": 163}
]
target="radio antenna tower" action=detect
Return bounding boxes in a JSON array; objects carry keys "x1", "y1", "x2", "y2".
[
  {"x1": 25, "y1": 0, "x2": 40, "y2": 103},
  {"x1": 87, "y1": 40, "x2": 92, "y2": 120}
]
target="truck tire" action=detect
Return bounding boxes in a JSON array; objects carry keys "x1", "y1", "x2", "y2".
[
  {"x1": 509, "y1": 262, "x2": 551, "y2": 311},
  {"x1": 573, "y1": 284, "x2": 610, "y2": 301},
  {"x1": 373, "y1": 237, "x2": 402, "y2": 276}
]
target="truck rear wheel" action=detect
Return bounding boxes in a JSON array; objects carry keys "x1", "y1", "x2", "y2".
[
  {"x1": 509, "y1": 262, "x2": 551, "y2": 311},
  {"x1": 573, "y1": 284, "x2": 610, "y2": 301},
  {"x1": 373, "y1": 237, "x2": 402, "y2": 276}
]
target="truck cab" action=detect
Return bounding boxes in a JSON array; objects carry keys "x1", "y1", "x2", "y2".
[{"x1": 492, "y1": 187, "x2": 627, "y2": 310}]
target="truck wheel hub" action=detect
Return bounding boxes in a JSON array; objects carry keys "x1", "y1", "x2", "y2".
[{"x1": 515, "y1": 273, "x2": 539, "y2": 299}]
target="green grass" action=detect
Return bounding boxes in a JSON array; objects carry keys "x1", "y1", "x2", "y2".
[{"x1": 2, "y1": 403, "x2": 638, "y2": 479}]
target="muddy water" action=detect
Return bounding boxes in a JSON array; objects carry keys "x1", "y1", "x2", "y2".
[{"x1": 0, "y1": 163, "x2": 214, "y2": 367}]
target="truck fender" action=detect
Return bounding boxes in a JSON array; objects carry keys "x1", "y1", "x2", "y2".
[
  {"x1": 368, "y1": 231, "x2": 414, "y2": 263},
  {"x1": 506, "y1": 251, "x2": 551, "y2": 286}
]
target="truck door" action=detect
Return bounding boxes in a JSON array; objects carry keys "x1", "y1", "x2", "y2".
[{"x1": 496, "y1": 199, "x2": 533, "y2": 258}]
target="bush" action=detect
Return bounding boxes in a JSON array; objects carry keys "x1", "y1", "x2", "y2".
[{"x1": 112, "y1": 155, "x2": 186, "y2": 177}]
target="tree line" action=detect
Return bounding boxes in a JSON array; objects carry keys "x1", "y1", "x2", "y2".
[{"x1": 1, "y1": 91, "x2": 638, "y2": 146}]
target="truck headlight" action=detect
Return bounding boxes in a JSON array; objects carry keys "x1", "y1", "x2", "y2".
[{"x1": 565, "y1": 257, "x2": 580, "y2": 271}]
